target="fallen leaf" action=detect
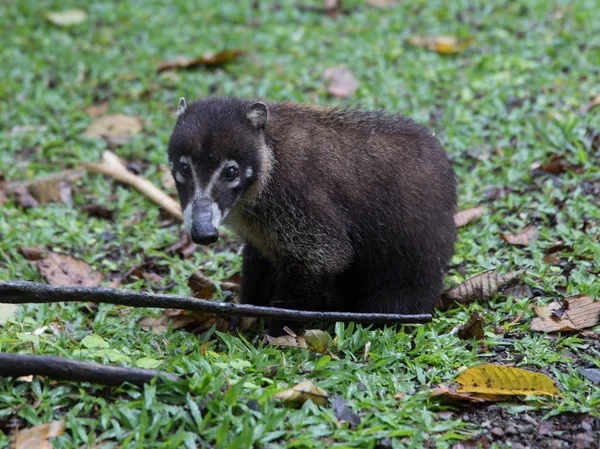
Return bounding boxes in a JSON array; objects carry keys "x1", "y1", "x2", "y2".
[
  {"x1": 45, "y1": 9, "x2": 87, "y2": 26},
  {"x1": 9, "y1": 185, "x2": 39, "y2": 208},
  {"x1": 503, "y1": 284, "x2": 532, "y2": 300},
  {"x1": 332, "y1": 394, "x2": 361, "y2": 429},
  {"x1": 457, "y1": 311, "x2": 485, "y2": 340},
  {"x1": 452, "y1": 435, "x2": 490, "y2": 449},
  {"x1": 5, "y1": 170, "x2": 82, "y2": 206},
  {"x1": 138, "y1": 309, "x2": 199, "y2": 333},
  {"x1": 188, "y1": 271, "x2": 240, "y2": 299},
  {"x1": 84, "y1": 102, "x2": 109, "y2": 118},
  {"x1": 156, "y1": 49, "x2": 245, "y2": 72},
  {"x1": 323, "y1": 67, "x2": 358, "y2": 98},
  {"x1": 429, "y1": 384, "x2": 508, "y2": 403},
  {"x1": 578, "y1": 93, "x2": 600, "y2": 114},
  {"x1": 456, "y1": 364, "x2": 560, "y2": 396},
  {"x1": 435, "y1": 269, "x2": 524, "y2": 310},
  {"x1": 136, "y1": 357, "x2": 162, "y2": 369},
  {"x1": 454, "y1": 206, "x2": 484, "y2": 227},
  {"x1": 266, "y1": 334, "x2": 308, "y2": 349},
  {"x1": 0, "y1": 304, "x2": 18, "y2": 327},
  {"x1": 163, "y1": 232, "x2": 197, "y2": 258},
  {"x1": 580, "y1": 368, "x2": 600, "y2": 385},
  {"x1": 20, "y1": 247, "x2": 46, "y2": 261},
  {"x1": 366, "y1": 0, "x2": 396, "y2": 8},
  {"x1": 530, "y1": 154, "x2": 584, "y2": 175},
  {"x1": 83, "y1": 114, "x2": 143, "y2": 146},
  {"x1": 530, "y1": 296, "x2": 600, "y2": 332},
  {"x1": 82, "y1": 334, "x2": 110, "y2": 349},
  {"x1": 304, "y1": 329, "x2": 332, "y2": 353},
  {"x1": 37, "y1": 251, "x2": 105, "y2": 287},
  {"x1": 500, "y1": 224, "x2": 539, "y2": 247},
  {"x1": 274, "y1": 379, "x2": 329, "y2": 405},
  {"x1": 28, "y1": 180, "x2": 72, "y2": 205},
  {"x1": 12, "y1": 420, "x2": 66, "y2": 449},
  {"x1": 408, "y1": 36, "x2": 474, "y2": 54}
]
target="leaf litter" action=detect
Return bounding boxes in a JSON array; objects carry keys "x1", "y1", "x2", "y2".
[
  {"x1": 37, "y1": 251, "x2": 105, "y2": 287},
  {"x1": 323, "y1": 67, "x2": 358, "y2": 98},
  {"x1": 530, "y1": 295, "x2": 600, "y2": 332},
  {"x1": 157, "y1": 49, "x2": 245, "y2": 72}
]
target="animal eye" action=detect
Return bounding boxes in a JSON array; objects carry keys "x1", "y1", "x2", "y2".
[
  {"x1": 223, "y1": 166, "x2": 238, "y2": 181},
  {"x1": 179, "y1": 162, "x2": 191, "y2": 177}
]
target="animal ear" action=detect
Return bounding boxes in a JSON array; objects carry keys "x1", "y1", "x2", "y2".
[
  {"x1": 176, "y1": 97, "x2": 188, "y2": 116},
  {"x1": 246, "y1": 102, "x2": 268, "y2": 129}
]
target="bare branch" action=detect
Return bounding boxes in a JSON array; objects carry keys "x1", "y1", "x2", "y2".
[
  {"x1": 0, "y1": 281, "x2": 432, "y2": 324},
  {"x1": 0, "y1": 353, "x2": 182, "y2": 386}
]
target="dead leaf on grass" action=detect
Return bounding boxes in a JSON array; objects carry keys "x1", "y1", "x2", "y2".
[
  {"x1": 408, "y1": 35, "x2": 474, "y2": 54},
  {"x1": 454, "y1": 206, "x2": 484, "y2": 227},
  {"x1": 37, "y1": 251, "x2": 104, "y2": 287},
  {"x1": 5, "y1": 170, "x2": 82, "y2": 207},
  {"x1": 456, "y1": 311, "x2": 485, "y2": 340},
  {"x1": 138, "y1": 309, "x2": 199, "y2": 333},
  {"x1": 429, "y1": 384, "x2": 508, "y2": 403},
  {"x1": 188, "y1": 271, "x2": 240, "y2": 299},
  {"x1": 578, "y1": 93, "x2": 600, "y2": 114},
  {"x1": 274, "y1": 379, "x2": 329, "y2": 405},
  {"x1": 323, "y1": 67, "x2": 358, "y2": 98},
  {"x1": 530, "y1": 154, "x2": 584, "y2": 175},
  {"x1": 9, "y1": 185, "x2": 39, "y2": 208},
  {"x1": 500, "y1": 224, "x2": 539, "y2": 247},
  {"x1": 163, "y1": 232, "x2": 197, "y2": 258},
  {"x1": 83, "y1": 114, "x2": 143, "y2": 147},
  {"x1": 304, "y1": 329, "x2": 332, "y2": 353},
  {"x1": 45, "y1": 9, "x2": 87, "y2": 26},
  {"x1": 157, "y1": 50, "x2": 245, "y2": 72},
  {"x1": 530, "y1": 295, "x2": 600, "y2": 332},
  {"x1": 435, "y1": 269, "x2": 525, "y2": 310},
  {"x1": 366, "y1": 0, "x2": 396, "y2": 8},
  {"x1": 84, "y1": 102, "x2": 110, "y2": 118},
  {"x1": 20, "y1": 247, "x2": 46, "y2": 261},
  {"x1": 265, "y1": 334, "x2": 308, "y2": 349},
  {"x1": 456, "y1": 364, "x2": 559, "y2": 396},
  {"x1": 12, "y1": 420, "x2": 66, "y2": 449}
]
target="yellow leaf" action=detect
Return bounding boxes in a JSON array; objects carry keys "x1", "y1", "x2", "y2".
[
  {"x1": 456, "y1": 364, "x2": 559, "y2": 396},
  {"x1": 45, "y1": 9, "x2": 87, "y2": 26},
  {"x1": 409, "y1": 36, "x2": 473, "y2": 54},
  {"x1": 273, "y1": 380, "x2": 329, "y2": 405},
  {"x1": 304, "y1": 329, "x2": 332, "y2": 354}
]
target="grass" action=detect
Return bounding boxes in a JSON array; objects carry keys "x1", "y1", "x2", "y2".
[{"x1": 1, "y1": 0, "x2": 599, "y2": 447}]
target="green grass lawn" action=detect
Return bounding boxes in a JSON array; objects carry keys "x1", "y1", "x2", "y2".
[{"x1": 1, "y1": 0, "x2": 599, "y2": 447}]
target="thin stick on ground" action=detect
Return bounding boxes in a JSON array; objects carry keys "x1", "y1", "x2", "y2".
[
  {"x1": 0, "y1": 353, "x2": 182, "y2": 386},
  {"x1": 85, "y1": 150, "x2": 182, "y2": 220},
  {"x1": 0, "y1": 281, "x2": 432, "y2": 324}
]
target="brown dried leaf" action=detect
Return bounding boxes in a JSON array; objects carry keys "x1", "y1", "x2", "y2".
[
  {"x1": 28, "y1": 180, "x2": 72, "y2": 205},
  {"x1": 454, "y1": 206, "x2": 484, "y2": 227},
  {"x1": 10, "y1": 185, "x2": 39, "y2": 208},
  {"x1": 138, "y1": 309, "x2": 198, "y2": 333},
  {"x1": 20, "y1": 247, "x2": 46, "y2": 261},
  {"x1": 13, "y1": 420, "x2": 66, "y2": 449},
  {"x1": 456, "y1": 364, "x2": 560, "y2": 396},
  {"x1": 84, "y1": 102, "x2": 110, "y2": 118},
  {"x1": 83, "y1": 114, "x2": 143, "y2": 146},
  {"x1": 273, "y1": 379, "x2": 329, "y2": 405},
  {"x1": 82, "y1": 203, "x2": 115, "y2": 220},
  {"x1": 163, "y1": 232, "x2": 197, "y2": 258},
  {"x1": 156, "y1": 49, "x2": 245, "y2": 72},
  {"x1": 436, "y1": 269, "x2": 525, "y2": 310},
  {"x1": 37, "y1": 251, "x2": 104, "y2": 287},
  {"x1": 265, "y1": 334, "x2": 308, "y2": 349},
  {"x1": 457, "y1": 311, "x2": 485, "y2": 340},
  {"x1": 530, "y1": 296, "x2": 600, "y2": 332},
  {"x1": 429, "y1": 384, "x2": 508, "y2": 403},
  {"x1": 408, "y1": 36, "x2": 474, "y2": 54},
  {"x1": 530, "y1": 154, "x2": 584, "y2": 175},
  {"x1": 188, "y1": 271, "x2": 240, "y2": 299},
  {"x1": 323, "y1": 67, "x2": 358, "y2": 98},
  {"x1": 500, "y1": 224, "x2": 539, "y2": 247}
]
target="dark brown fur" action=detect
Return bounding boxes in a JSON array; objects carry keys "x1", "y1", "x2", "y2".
[{"x1": 168, "y1": 97, "x2": 456, "y2": 332}]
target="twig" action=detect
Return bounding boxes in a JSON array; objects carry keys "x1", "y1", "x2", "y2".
[
  {"x1": 0, "y1": 353, "x2": 182, "y2": 386},
  {"x1": 0, "y1": 281, "x2": 432, "y2": 324},
  {"x1": 85, "y1": 151, "x2": 182, "y2": 220}
]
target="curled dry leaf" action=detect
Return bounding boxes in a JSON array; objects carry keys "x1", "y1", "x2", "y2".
[
  {"x1": 454, "y1": 206, "x2": 484, "y2": 227},
  {"x1": 456, "y1": 364, "x2": 560, "y2": 396},
  {"x1": 273, "y1": 379, "x2": 329, "y2": 405},
  {"x1": 45, "y1": 9, "x2": 87, "y2": 26},
  {"x1": 188, "y1": 271, "x2": 240, "y2": 299},
  {"x1": 408, "y1": 35, "x2": 474, "y2": 54},
  {"x1": 456, "y1": 311, "x2": 485, "y2": 340},
  {"x1": 37, "y1": 251, "x2": 105, "y2": 287},
  {"x1": 138, "y1": 308, "x2": 199, "y2": 333},
  {"x1": 429, "y1": 384, "x2": 508, "y2": 403},
  {"x1": 83, "y1": 114, "x2": 143, "y2": 147},
  {"x1": 323, "y1": 67, "x2": 358, "y2": 99},
  {"x1": 266, "y1": 329, "x2": 332, "y2": 354},
  {"x1": 12, "y1": 420, "x2": 66, "y2": 449},
  {"x1": 530, "y1": 295, "x2": 600, "y2": 332},
  {"x1": 500, "y1": 224, "x2": 539, "y2": 247},
  {"x1": 265, "y1": 334, "x2": 308, "y2": 349},
  {"x1": 530, "y1": 154, "x2": 584, "y2": 175},
  {"x1": 20, "y1": 246, "x2": 46, "y2": 261},
  {"x1": 435, "y1": 269, "x2": 525, "y2": 311},
  {"x1": 156, "y1": 49, "x2": 245, "y2": 73}
]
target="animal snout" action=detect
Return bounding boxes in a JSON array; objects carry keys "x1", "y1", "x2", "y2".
[{"x1": 190, "y1": 223, "x2": 219, "y2": 245}]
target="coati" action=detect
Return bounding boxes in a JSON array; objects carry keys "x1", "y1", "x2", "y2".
[{"x1": 168, "y1": 97, "x2": 456, "y2": 331}]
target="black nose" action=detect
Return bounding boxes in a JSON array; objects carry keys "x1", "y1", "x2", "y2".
[{"x1": 190, "y1": 226, "x2": 219, "y2": 245}]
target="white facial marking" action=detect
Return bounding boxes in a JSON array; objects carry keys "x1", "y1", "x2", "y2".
[
  {"x1": 227, "y1": 178, "x2": 241, "y2": 189},
  {"x1": 183, "y1": 202, "x2": 193, "y2": 235},
  {"x1": 245, "y1": 167, "x2": 253, "y2": 178},
  {"x1": 211, "y1": 202, "x2": 222, "y2": 229}
]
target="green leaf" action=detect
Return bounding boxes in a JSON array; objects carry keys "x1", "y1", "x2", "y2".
[{"x1": 82, "y1": 334, "x2": 110, "y2": 349}]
